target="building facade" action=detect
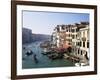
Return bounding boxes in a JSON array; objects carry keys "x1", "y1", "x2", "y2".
[
  {"x1": 76, "y1": 22, "x2": 89, "y2": 64},
  {"x1": 51, "y1": 22, "x2": 89, "y2": 65},
  {"x1": 51, "y1": 25, "x2": 71, "y2": 49},
  {"x1": 22, "y1": 28, "x2": 33, "y2": 44}
]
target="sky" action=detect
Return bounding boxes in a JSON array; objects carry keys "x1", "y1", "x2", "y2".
[{"x1": 22, "y1": 11, "x2": 89, "y2": 35}]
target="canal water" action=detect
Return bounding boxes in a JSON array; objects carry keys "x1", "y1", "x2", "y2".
[{"x1": 22, "y1": 41, "x2": 75, "y2": 69}]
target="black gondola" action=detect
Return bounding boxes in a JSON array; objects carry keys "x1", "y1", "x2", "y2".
[{"x1": 26, "y1": 50, "x2": 34, "y2": 56}]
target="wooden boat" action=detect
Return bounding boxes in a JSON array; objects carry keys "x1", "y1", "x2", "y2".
[{"x1": 25, "y1": 50, "x2": 34, "y2": 56}]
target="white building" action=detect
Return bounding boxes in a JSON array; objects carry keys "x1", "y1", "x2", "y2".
[
  {"x1": 73, "y1": 22, "x2": 89, "y2": 65},
  {"x1": 51, "y1": 22, "x2": 89, "y2": 66}
]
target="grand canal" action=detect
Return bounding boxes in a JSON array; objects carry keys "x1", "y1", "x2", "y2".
[{"x1": 22, "y1": 41, "x2": 75, "y2": 69}]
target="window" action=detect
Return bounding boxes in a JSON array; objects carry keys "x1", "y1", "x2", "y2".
[
  {"x1": 69, "y1": 28, "x2": 71, "y2": 32},
  {"x1": 72, "y1": 35, "x2": 74, "y2": 39},
  {"x1": 83, "y1": 42, "x2": 85, "y2": 47},
  {"x1": 87, "y1": 42, "x2": 89, "y2": 48},
  {"x1": 76, "y1": 28, "x2": 79, "y2": 32},
  {"x1": 77, "y1": 42, "x2": 80, "y2": 46},
  {"x1": 57, "y1": 27, "x2": 59, "y2": 32},
  {"x1": 85, "y1": 51, "x2": 89, "y2": 60},
  {"x1": 81, "y1": 50, "x2": 82, "y2": 55},
  {"x1": 68, "y1": 43, "x2": 71, "y2": 45},
  {"x1": 61, "y1": 25, "x2": 65, "y2": 30},
  {"x1": 78, "y1": 49, "x2": 79, "y2": 54},
  {"x1": 66, "y1": 27, "x2": 68, "y2": 32},
  {"x1": 71, "y1": 29, "x2": 75, "y2": 32},
  {"x1": 80, "y1": 41, "x2": 81, "y2": 47},
  {"x1": 76, "y1": 35, "x2": 77, "y2": 38},
  {"x1": 69, "y1": 34, "x2": 70, "y2": 37}
]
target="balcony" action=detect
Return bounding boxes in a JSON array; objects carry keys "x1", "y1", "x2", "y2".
[{"x1": 82, "y1": 37, "x2": 86, "y2": 41}]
